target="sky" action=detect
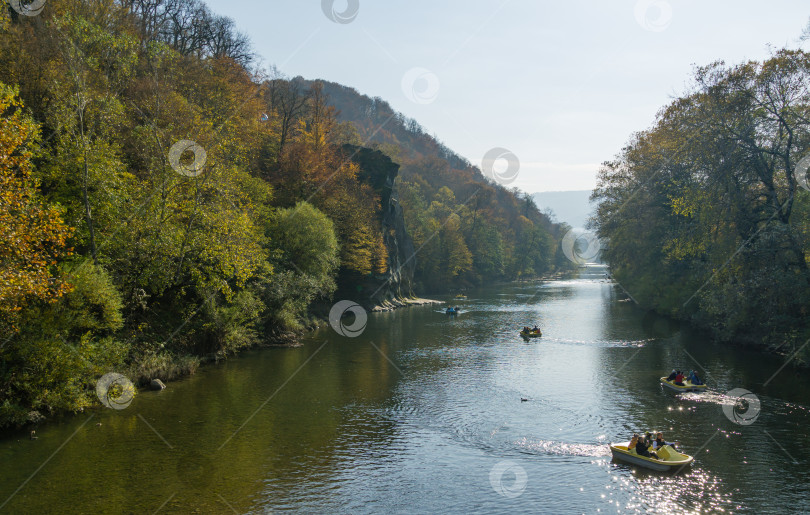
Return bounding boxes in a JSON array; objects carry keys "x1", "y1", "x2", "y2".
[{"x1": 204, "y1": 0, "x2": 809, "y2": 193}]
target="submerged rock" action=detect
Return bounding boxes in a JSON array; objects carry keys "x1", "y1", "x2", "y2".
[{"x1": 150, "y1": 379, "x2": 166, "y2": 391}]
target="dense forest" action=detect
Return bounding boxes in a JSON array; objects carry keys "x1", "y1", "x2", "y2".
[
  {"x1": 592, "y1": 48, "x2": 810, "y2": 362},
  {"x1": 0, "y1": 0, "x2": 569, "y2": 427}
]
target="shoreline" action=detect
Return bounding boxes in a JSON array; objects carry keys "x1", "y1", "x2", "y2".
[
  {"x1": 369, "y1": 296, "x2": 442, "y2": 312},
  {"x1": 0, "y1": 295, "x2": 444, "y2": 433}
]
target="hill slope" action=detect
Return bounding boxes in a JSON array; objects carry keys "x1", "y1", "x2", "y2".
[{"x1": 300, "y1": 79, "x2": 575, "y2": 289}]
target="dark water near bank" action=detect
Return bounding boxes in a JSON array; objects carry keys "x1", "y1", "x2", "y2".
[{"x1": 2, "y1": 264, "x2": 810, "y2": 514}]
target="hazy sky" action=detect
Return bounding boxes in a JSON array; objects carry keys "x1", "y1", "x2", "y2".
[{"x1": 205, "y1": 0, "x2": 809, "y2": 193}]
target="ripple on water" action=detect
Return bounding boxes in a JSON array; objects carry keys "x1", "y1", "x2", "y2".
[
  {"x1": 514, "y1": 437, "x2": 612, "y2": 457},
  {"x1": 541, "y1": 336, "x2": 651, "y2": 348},
  {"x1": 680, "y1": 390, "x2": 810, "y2": 418}
]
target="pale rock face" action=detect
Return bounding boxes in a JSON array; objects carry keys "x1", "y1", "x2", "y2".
[{"x1": 150, "y1": 379, "x2": 167, "y2": 391}]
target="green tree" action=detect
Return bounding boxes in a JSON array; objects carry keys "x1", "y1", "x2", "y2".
[{"x1": 261, "y1": 202, "x2": 340, "y2": 330}]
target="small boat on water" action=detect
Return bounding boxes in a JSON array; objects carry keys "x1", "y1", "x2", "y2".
[
  {"x1": 609, "y1": 442, "x2": 694, "y2": 472},
  {"x1": 446, "y1": 307, "x2": 459, "y2": 315},
  {"x1": 520, "y1": 329, "x2": 542, "y2": 338},
  {"x1": 454, "y1": 294, "x2": 467, "y2": 300},
  {"x1": 660, "y1": 376, "x2": 707, "y2": 392}
]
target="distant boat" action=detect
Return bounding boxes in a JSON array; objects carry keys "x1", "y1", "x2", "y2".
[
  {"x1": 520, "y1": 329, "x2": 542, "y2": 338},
  {"x1": 454, "y1": 294, "x2": 467, "y2": 300}
]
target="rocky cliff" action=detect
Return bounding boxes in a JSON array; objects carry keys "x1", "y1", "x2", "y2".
[{"x1": 335, "y1": 145, "x2": 416, "y2": 310}]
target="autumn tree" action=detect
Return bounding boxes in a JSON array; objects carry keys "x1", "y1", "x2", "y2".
[{"x1": 0, "y1": 83, "x2": 73, "y2": 329}]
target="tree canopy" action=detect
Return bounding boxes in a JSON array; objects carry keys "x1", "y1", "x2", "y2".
[{"x1": 592, "y1": 49, "x2": 810, "y2": 358}]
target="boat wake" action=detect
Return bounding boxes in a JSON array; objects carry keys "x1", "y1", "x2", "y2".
[
  {"x1": 542, "y1": 337, "x2": 651, "y2": 348},
  {"x1": 679, "y1": 391, "x2": 810, "y2": 417},
  {"x1": 514, "y1": 437, "x2": 612, "y2": 457},
  {"x1": 677, "y1": 391, "x2": 733, "y2": 406}
]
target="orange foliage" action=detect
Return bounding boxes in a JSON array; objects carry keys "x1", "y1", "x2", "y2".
[{"x1": 0, "y1": 84, "x2": 74, "y2": 326}]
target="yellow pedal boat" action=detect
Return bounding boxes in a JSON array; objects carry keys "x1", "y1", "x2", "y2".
[
  {"x1": 660, "y1": 376, "x2": 707, "y2": 392},
  {"x1": 520, "y1": 329, "x2": 542, "y2": 338},
  {"x1": 609, "y1": 442, "x2": 694, "y2": 472}
]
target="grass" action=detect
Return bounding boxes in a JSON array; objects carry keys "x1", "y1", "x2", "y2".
[{"x1": 127, "y1": 352, "x2": 201, "y2": 386}]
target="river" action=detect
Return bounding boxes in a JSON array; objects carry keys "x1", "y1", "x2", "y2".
[{"x1": 2, "y1": 264, "x2": 809, "y2": 514}]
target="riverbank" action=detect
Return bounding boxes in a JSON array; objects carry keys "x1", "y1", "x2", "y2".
[
  {"x1": 2, "y1": 293, "x2": 443, "y2": 430},
  {"x1": 513, "y1": 269, "x2": 574, "y2": 283},
  {"x1": 369, "y1": 296, "x2": 442, "y2": 312},
  {"x1": 603, "y1": 270, "x2": 808, "y2": 369}
]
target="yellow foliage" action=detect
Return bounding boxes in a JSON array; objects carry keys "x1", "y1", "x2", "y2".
[
  {"x1": 0, "y1": 83, "x2": 74, "y2": 327},
  {"x1": 669, "y1": 195, "x2": 696, "y2": 217}
]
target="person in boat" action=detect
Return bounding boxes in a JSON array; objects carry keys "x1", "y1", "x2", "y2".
[
  {"x1": 634, "y1": 434, "x2": 659, "y2": 459},
  {"x1": 532, "y1": 325, "x2": 539, "y2": 332},
  {"x1": 653, "y1": 432, "x2": 678, "y2": 451},
  {"x1": 666, "y1": 369, "x2": 677, "y2": 381},
  {"x1": 628, "y1": 434, "x2": 639, "y2": 450},
  {"x1": 674, "y1": 370, "x2": 685, "y2": 386},
  {"x1": 688, "y1": 370, "x2": 703, "y2": 385}
]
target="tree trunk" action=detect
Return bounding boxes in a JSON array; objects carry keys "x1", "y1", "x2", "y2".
[{"x1": 78, "y1": 103, "x2": 97, "y2": 264}]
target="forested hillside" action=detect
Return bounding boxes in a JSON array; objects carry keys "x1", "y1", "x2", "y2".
[
  {"x1": 309, "y1": 79, "x2": 573, "y2": 291},
  {"x1": 592, "y1": 50, "x2": 810, "y2": 360},
  {"x1": 0, "y1": 0, "x2": 568, "y2": 426}
]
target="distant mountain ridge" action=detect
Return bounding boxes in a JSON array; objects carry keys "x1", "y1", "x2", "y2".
[{"x1": 532, "y1": 190, "x2": 594, "y2": 228}]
